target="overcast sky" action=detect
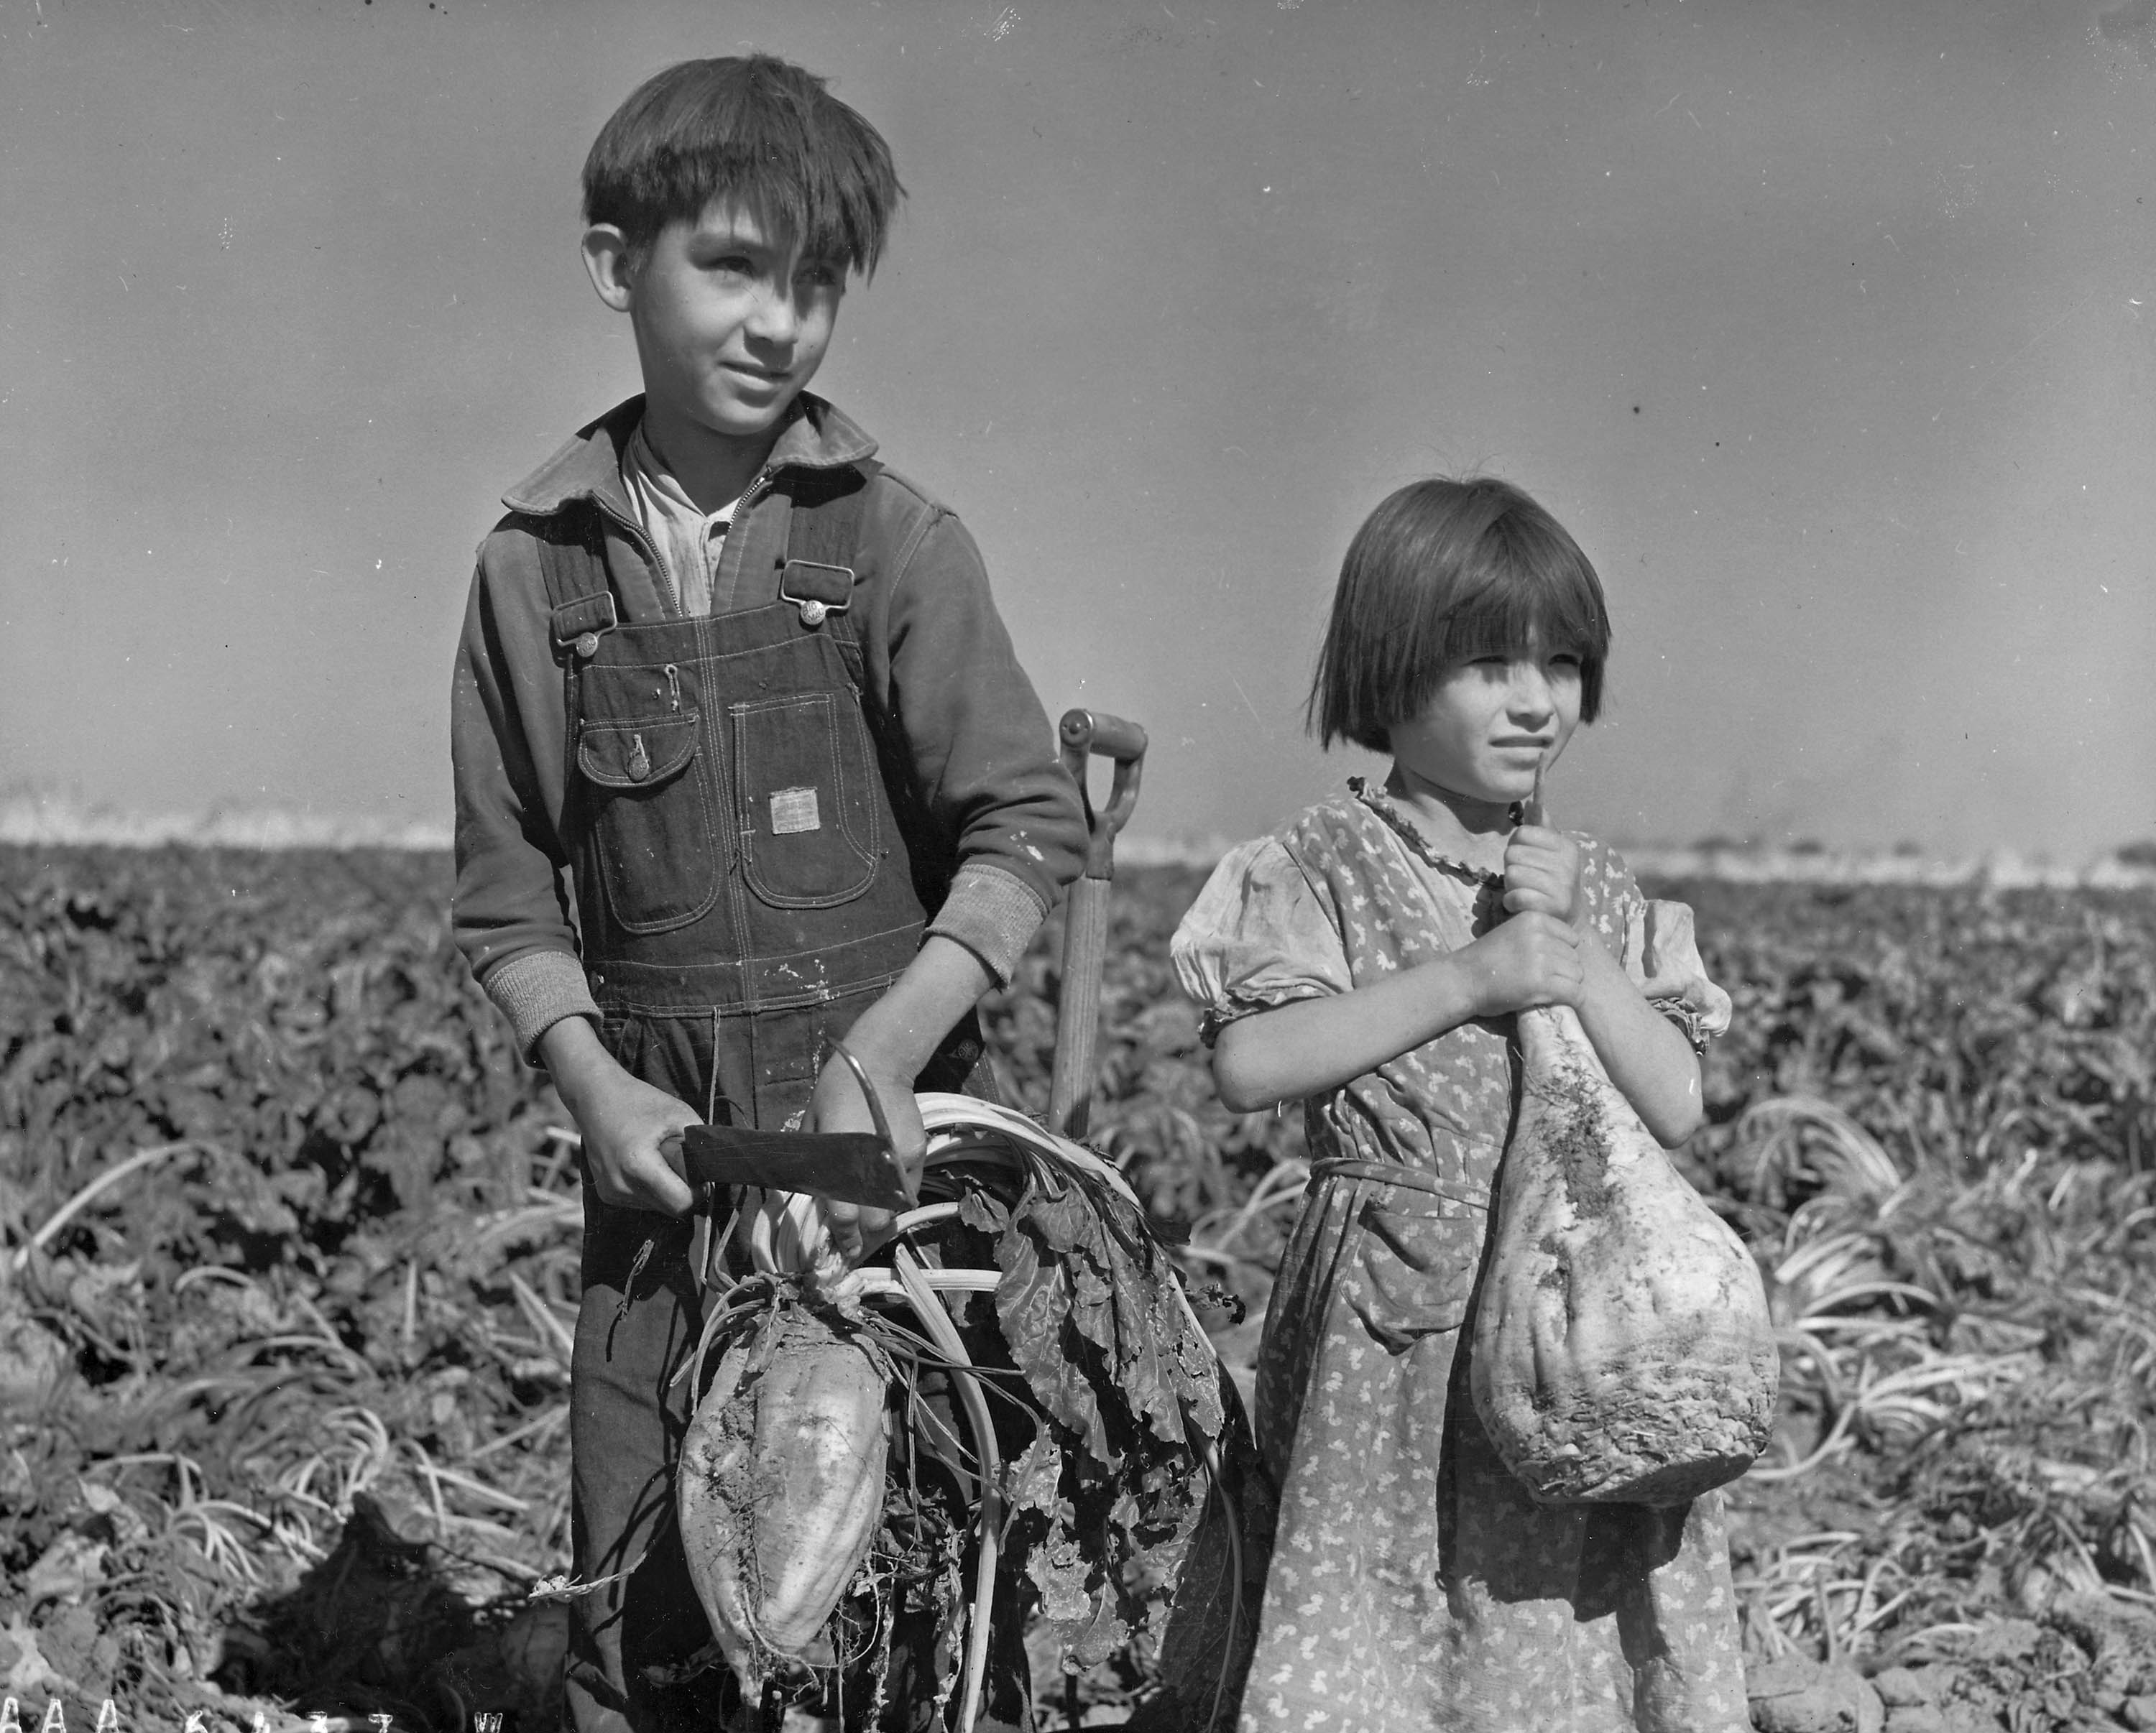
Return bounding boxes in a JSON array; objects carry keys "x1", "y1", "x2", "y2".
[{"x1": 2, "y1": 0, "x2": 2151, "y2": 859}]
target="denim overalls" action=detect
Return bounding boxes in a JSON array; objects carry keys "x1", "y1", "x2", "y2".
[{"x1": 537, "y1": 471, "x2": 1002, "y2": 1730}]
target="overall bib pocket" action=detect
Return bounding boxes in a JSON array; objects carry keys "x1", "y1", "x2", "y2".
[
  {"x1": 729, "y1": 690, "x2": 882, "y2": 908},
  {"x1": 576, "y1": 710, "x2": 721, "y2": 933}
]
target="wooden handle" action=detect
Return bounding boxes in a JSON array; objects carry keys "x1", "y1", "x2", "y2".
[
  {"x1": 1048, "y1": 707, "x2": 1149, "y2": 1138},
  {"x1": 1047, "y1": 877, "x2": 1112, "y2": 1140},
  {"x1": 1059, "y1": 708, "x2": 1148, "y2": 880},
  {"x1": 1520, "y1": 760, "x2": 1547, "y2": 830},
  {"x1": 1060, "y1": 707, "x2": 1147, "y2": 764}
]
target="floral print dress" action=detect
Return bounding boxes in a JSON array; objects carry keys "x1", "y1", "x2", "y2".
[{"x1": 1164, "y1": 780, "x2": 1748, "y2": 1733}]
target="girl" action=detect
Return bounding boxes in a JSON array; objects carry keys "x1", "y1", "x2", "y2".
[{"x1": 1168, "y1": 478, "x2": 1746, "y2": 1732}]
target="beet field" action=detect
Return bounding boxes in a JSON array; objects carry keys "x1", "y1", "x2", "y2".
[{"x1": 4, "y1": 843, "x2": 2155, "y2": 1732}]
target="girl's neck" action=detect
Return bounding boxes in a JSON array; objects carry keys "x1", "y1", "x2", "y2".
[{"x1": 1383, "y1": 762, "x2": 1514, "y2": 874}]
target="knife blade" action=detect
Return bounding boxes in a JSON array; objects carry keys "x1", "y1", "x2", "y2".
[{"x1": 669, "y1": 1124, "x2": 913, "y2": 1214}]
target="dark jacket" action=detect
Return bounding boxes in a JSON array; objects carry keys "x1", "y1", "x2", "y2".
[{"x1": 449, "y1": 394, "x2": 1087, "y2": 1053}]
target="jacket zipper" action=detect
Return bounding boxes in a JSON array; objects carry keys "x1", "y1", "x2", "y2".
[
  {"x1": 592, "y1": 471, "x2": 775, "y2": 620},
  {"x1": 591, "y1": 498, "x2": 676, "y2": 616},
  {"x1": 716, "y1": 473, "x2": 771, "y2": 612}
]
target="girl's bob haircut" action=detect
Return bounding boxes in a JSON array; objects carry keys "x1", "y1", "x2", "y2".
[
  {"x1": 583, "y1": 55, "x2": 905, "y2": 279},
  {"x1": 1307, "y1": 476, "x2": 1613, "y2": 754}
]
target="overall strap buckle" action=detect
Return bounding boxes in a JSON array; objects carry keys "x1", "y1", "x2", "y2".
[
  {"x1": 773, "y1": 468, "x2": 869, "y2": 629},
  {"x1": 778, "y1": 560, "x2": 855, "y2": 629},
  {"x1": 535, "y1": 509, "x2": 622, "y2": 660},
  {"x1": 550, "y1": 590, "x2": 619, "y2": 660}
]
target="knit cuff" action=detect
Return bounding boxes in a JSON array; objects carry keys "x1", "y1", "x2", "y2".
[
  {"x1": 484, "y1": 948, "x2": 604, "y2": 1063},
  {"x1": 926, "y1": 864, "x2": 1053, "y2": 987}
]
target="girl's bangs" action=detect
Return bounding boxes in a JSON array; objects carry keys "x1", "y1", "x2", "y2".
[{"x1": 1436, "y1": 566, "x2": 1606, "y2": 666}]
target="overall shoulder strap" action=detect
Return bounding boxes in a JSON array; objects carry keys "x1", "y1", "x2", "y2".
[
  {"x1": 535, "y1": 509, "x2": 619, "y2": 657},
  {"x1": 530, "y1": 510, "x2": 614, "y2": 805},
  {"x1": 781, "y1": 466, "x2": 869, "y2": 568}
]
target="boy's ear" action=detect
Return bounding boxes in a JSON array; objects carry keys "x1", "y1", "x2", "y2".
[{"x1": 581, "y1": 225, "x2": 636, "y2": 312}]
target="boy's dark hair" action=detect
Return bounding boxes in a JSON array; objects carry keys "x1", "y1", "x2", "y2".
[
  {"x1": 1307, "y1": 476, "x2": 1613, "y2": 754},
  {"x1": 583, "y1": 55, "x2": 904, "y2": 277}
]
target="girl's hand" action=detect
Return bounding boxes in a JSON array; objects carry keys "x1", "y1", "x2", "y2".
[
  {"x1": 1460, "y1": 910, "x2": 1585, "y2": 1017},
  {"x1": 1503, "y1": 824, "x2": 1586, "y2": 928}
]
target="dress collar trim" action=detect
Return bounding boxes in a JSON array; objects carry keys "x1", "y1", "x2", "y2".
[{"x1": 1346, "y1": 777, "x2": 1502, "y2": 884}]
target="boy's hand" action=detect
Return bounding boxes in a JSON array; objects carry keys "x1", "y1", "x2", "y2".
[
  {"x1": 1502, "y1": 824, "x2": 1587, "y2": 928},
  {"x1": 1459, "y1": 911, "x2": 1585, "y2": 1018},
  {"x1": 540, "y1": 1018, "x2": 699, "y2": 1216},
  {"x1": 808, "y1": 1050, "x2": 926, "y2": 1262}
]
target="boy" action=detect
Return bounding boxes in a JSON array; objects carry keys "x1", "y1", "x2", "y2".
[{"x1": 449, "y1": 55, "x2": 1087, "y2": 1730}]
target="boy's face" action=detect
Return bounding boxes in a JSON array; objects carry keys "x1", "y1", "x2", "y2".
[{"x1": 586, "y1": 199, "x2": 844, "y2": 454}]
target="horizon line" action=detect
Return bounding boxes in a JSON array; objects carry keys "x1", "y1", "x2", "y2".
[{"x1": 3, "y1": 793, "x2": 2152, "y2": 891}]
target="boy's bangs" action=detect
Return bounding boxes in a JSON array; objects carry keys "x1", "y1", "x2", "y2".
[
  {"x1": 677, "y1": 141, "x2": 893, "y2": 274},
  {"x1": 587, "y1": 57, "x2": 903, "y2": 276}
]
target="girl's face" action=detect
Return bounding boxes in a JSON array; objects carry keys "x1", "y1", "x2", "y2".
[{"x1": 1387, "y1": 643, "x2": 1584, "y2": 812}]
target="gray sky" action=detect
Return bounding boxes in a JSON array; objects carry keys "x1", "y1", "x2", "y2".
[{"x1": 3, "y1": 0, "x2": 2151, "y2": 859}]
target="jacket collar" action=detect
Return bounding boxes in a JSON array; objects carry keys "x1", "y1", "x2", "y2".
[{"x1": 501, "y1": 392, "x2": 880, "y2": 517}]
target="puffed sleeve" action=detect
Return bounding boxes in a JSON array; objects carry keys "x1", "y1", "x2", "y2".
[
  {"x1": 1619, "y1": 892, "x2": 1734, "y2": 1051},
  {"x1": 1170, "y1": 838, "x2": 1353, "y2": 1044}
]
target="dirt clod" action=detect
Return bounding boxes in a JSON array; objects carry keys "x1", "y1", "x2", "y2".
[
  {"x1": 1870, "y1": 1666, "x2": 1932, "y2": 1709},
  {"x1": 1749, "y1": 1655, "x2": 1885, "y2": 1733}
]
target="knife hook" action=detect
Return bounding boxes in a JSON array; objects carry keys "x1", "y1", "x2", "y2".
[{"x1": 829, "y1": 1040, "x2": 918, "y2": 1208}]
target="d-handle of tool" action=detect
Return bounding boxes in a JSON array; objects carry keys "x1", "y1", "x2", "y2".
[
  {"x1": 1059, "y1": 708, "x2": 1147, "y2": 880},
  {"x1": 1049, "y1": 707, "x2": 1148, "y2": 1141}
]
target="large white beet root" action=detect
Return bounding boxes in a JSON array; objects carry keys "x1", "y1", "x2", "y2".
[
  {"x1": 1469, "y1": 1004, "x2": 1778, "y2": 1505},
  {"x1": 678, "y1": 1305, "x2": 892, "y2": 1686}
]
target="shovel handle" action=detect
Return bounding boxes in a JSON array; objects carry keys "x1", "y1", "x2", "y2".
[
  {"x1": 1059, "y1": 708, "x2": 1146, "y2": 879},
  {"x1": 1049, "y1": 708, "x2": 1148, "y2": 1140}
]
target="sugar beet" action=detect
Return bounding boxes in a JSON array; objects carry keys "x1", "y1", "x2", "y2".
[
  {"x1": 677, "y1": 1303, "x2": 892, "y2": 1688},
  {"x1": 1470, "y1": 1004, "x2": 1779, "y2": 1505}
]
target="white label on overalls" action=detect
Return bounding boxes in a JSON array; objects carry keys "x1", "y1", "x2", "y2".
[{"x1": 770, "y1": 786, "x2": 821, "y2": 835}]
